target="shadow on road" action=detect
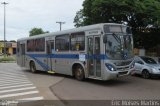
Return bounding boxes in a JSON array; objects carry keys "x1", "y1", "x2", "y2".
[
  {"x1": 23, "y1": 69, "x2": 159, "y2": 87},
  {"x1": 84, "y1": 78, "x2": 132, "y2": 87},
  {"x1": 23, "y1": 69, "x2": 133, "y2": 86},
  {"x1": 132, "y1": 74, "x2": 160, "y2": 80}
]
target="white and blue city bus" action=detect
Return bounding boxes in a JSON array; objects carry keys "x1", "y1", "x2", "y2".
[{"x1": 17, "y1": 23, "x2": 135, "y2": 81}]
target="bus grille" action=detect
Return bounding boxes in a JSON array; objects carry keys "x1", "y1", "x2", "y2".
[
  {"x1": 114, "y1": 61, "x2": 132, "y2": 66},
  {"x1": 117, "y1": 67, "x2": 129, "y2": 71}
]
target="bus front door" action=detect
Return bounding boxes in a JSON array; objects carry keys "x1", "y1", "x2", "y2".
[
  {"x1": 87, "y1": 36, "x2": 101, "y2": 78},
  {"x1": 46, "y1": 40, "x2": 55, "y2": 73},
  {"x1": 20, "y1": 44, "x2": 25, "y2": 67}
]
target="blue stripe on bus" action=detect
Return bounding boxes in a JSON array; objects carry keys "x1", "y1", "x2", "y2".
[
  {"x1": 27, "y1": 54, "x2": 108, "y2": 71},
  {"x1": 27, "y1": 54, "x2": 108, "y2": 60},
  {"x1": 28, "y1": 54, "x2": 51, "y2": 71},
  {"x1": 51, "y1": 54, "x2": 79, "y2": 59}
]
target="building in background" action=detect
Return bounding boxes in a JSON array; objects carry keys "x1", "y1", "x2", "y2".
[{"x1": 0, "y1": 41, "x2": 17, "y2": 55}]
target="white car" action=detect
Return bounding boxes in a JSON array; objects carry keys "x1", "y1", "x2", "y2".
[{"x1": 134, "y1": 56, "x2": 160, "y2": 79}]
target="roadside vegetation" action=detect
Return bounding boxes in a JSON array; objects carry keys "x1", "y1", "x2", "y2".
[{"x1": 0, "y1": 55, "x2": 16, "y2": 63}]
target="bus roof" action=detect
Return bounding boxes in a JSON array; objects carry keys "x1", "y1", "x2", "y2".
[{"x1": 17, "y1": 23, "x2": 126, "y2": 41}]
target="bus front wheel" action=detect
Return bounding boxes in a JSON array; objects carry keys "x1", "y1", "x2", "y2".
[
  {"x1": 30, "y1": 61, "x2": 37, "y2": 73},
  {"x1": 74, "y1": 66, "x2": 85, "y2": 81}
]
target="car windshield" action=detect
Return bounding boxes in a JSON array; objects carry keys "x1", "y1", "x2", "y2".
[{"x1": 140, "y1": 57, "x2": 157, "y2": 64}]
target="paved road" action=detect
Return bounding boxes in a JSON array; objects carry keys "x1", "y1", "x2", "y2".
[
  {"x1": 50, "y1": 76, "x2": 160, "y2": 106},
  {"x1": 0, "y1": 63, "x2": 65, "y2": 106},
  {"x1": 1, "y1": 63, "x2": 160, "y2": 106},
  {"x1": 51, "y1": 74, "x2": 160, "y2": 100},
  {"x1": 0, "y1": 64, "x2": 44, "y2": 101}
]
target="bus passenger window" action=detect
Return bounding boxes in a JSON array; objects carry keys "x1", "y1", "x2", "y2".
[
  {"x1": 71, "y1": 32, "x2": 85, "y2": 51},
  {"x1": 27, "y1": 38, "x2": 45, "y2": 52},
  {"x1": 55, "y1": 34, "x2": 69, "y2": 51}
]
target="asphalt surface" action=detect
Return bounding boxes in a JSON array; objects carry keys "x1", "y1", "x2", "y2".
[
  {"x1": 51, "y1": 75, "x2": 160, "y2": 100},
  {"x1": 0, "y1": 63, "x2": 65, "y2": 106},
  {"x1": 1, "y1": 63, "x2": 160, "y2": 106}
]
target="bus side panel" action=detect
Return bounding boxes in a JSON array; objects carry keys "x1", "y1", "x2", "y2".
[
  {"x1": 54, "y1": 52, "x2": 87, "y2": 76},
  {"x1": 26, "y1": 55, "x2": 48, "y2": 71},
  {"x1": 54, "y1": 55, "x2": 73, "y2": 76}
]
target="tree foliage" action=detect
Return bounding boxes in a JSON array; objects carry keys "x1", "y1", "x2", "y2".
[
  {"x1": 29, "y1": 28, "x2": 49, "y2": 36},
  {"x1": 74, "y1": 0, "x2": 160, "y2": 50},
  {"x1": 9, "y1": 40, "x2": 16, "y2": 42},
  {"x1": 74, "y1": 0, "x2": 160, "y2": 28},
  {"x1": 74, "y1": 10, "x2": 85, "y2": 27}
]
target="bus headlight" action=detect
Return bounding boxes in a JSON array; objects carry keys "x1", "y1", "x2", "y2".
[{"x1": 105, "y1": 63, "x2": 116, "y2": 71}]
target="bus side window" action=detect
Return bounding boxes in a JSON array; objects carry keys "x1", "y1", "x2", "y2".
[
  {"x1": 71, "y1": 32, "x2": 85, "y2": 51},
  {"x1": 55, "y1": 34, "x2": 69, "y2": 51}
]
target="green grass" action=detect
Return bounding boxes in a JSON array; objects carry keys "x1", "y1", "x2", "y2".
[{"x1": 0, "y1": 56, "x2": 16, "y2": 62}]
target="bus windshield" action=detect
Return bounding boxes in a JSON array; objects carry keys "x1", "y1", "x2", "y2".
[
  {"x1": 105, "y1": 33, "x2": 133, "y2": 60},
  {"x1": 104, "y1": 33, "x2": 134, "y2": 60}
]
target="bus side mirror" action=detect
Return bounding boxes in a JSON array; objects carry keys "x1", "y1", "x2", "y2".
[{"x1": 103, "y1": 34, "x2": 107, "y2": 43}]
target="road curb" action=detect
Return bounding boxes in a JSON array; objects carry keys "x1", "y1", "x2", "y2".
[{"x1": 49, "y1": 77, "x2": 66, "y2": 106}]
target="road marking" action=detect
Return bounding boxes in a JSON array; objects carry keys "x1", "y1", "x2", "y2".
[
  {"x1": 0, "y1": 72, "x2": 26, "y2": 76},
  {"x1": 0, "y1": 81, "x2": 32, "y2": 87},
  {"x1": 18, "y1": 96, "x2": 44, "y2": 101},
  {"x1": 0, "y1": 72, "x2": 26, "y2": 77},
  {"x1": 0, "y1": 74, "x2": 26, "y2": 78},
  {"x1": 0, "y1": 76, "x2": 28, "y2": 80},
  {"x1": 0, "y1": 87, "x2": 36, "y2": 94},
  {"x1": 0, "y1": 91, "x2": 39, "y2": 99},
  {"x1": 0, "y1": 70, "x2": 24, "y2": 73},
  {"x1": 0, "y1": 79, "x2": 31, "y2": 85},
  {"x1": 0, "y1": 65, "x2": 44, "y2": 100},
  {"x1": 0, "y1": 69, "x2": 25, "y2": 73},
  {"x1": 0, "y1": 84, "x2": 33, "y2": 90},
  {"x1": 0, "y1": 76, "x2": 28, "y2": 81},
  {"x1": 0, "y1": 70, "x2": 25, "y2": 74}
]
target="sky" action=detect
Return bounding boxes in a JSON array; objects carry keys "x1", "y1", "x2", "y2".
[{"x1": 0, "y1": 0, "x2": 84, "y2": 41}]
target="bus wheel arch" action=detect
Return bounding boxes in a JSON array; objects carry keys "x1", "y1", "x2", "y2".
[
  {"x1": 30, "y1": 60, "x2": 37, "y2": 73},
  {"x1": 72, "y1": 63, "x2": 85, "y2": 81}
]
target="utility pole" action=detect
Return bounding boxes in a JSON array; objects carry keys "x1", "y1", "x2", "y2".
[
  {"x1": 1, "y1": 2, "x2": 8, "y2": 56},
  {"x1": 56, "y1": 21, "x2": 65, "y2": 31}
]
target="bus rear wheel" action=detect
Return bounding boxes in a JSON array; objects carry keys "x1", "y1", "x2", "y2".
[
  {"x1": 30, "y1": 61, "x2": 37, "y2": 73},
  {"x1": 74, "y1": 66, "x2": 85, "y2": 81}
]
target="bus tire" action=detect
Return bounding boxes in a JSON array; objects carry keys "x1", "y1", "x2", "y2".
[
  {"x1": 74, "y1": 65, "x2": 85, "y2": 81},
  {"x1": 30, "y1": 61, "x2": 37, "y2": 73}
]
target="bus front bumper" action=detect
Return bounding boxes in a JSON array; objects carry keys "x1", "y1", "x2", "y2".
[{"x1": 104, "y1": 69, "x2": 133, "y2": 80}]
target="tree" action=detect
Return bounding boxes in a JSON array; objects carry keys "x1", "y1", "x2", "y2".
[
  {"x1": 29, "y1": 28, "x2": 49, "y2": 36},
  {"x1": 74, "y1": 10, "x2": 85, "y2": 27},
  {"x1": 9, "y1": 40, "x2": 16, "y2": 42},
  {"x1": 74, "y1": 0, "x2": 160, "y2": 29},
  {"x1": 74, "y1": 0, "x2": 160, "y2": 50}
]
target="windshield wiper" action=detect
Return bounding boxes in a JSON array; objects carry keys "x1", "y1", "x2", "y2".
[{"x1": 112, "y1": 33, "x2": 121, "y2": 43}]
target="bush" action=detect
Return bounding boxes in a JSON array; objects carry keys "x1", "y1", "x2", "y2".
[{"x1": 0, "y1": 56, "x2": 16, "y2": 62}]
